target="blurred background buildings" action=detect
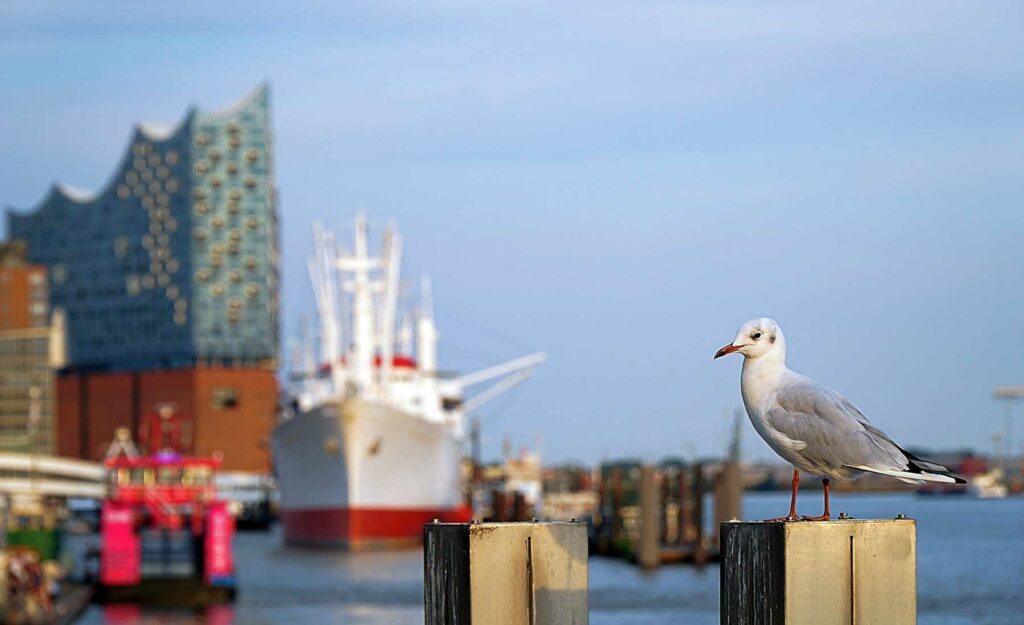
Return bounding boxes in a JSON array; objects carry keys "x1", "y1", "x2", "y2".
[
  {"x1": 0, "y1": 241, "x2": 62, "y2": 455},
  {"x1": 3, "y1": 86, "x2": 280, "y2": 472}
]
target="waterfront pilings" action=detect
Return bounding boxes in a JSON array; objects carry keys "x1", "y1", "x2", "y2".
[{"x1": 592, "y1": 461, "x2": 740, "y2": 567}]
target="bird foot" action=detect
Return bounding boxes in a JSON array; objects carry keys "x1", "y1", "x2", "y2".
[
  {"x1": 801, "y1": 514, "x2": 830, "y2": 522},
  {"x1": 764, "y1": 515, "x2": 800, "y2": 522}
]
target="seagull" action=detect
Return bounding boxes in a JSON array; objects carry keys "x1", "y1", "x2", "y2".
[{"x1": 714, "y1": 317, "x2": 964, "y2": 521}]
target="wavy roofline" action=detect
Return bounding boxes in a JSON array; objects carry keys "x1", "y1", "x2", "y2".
[{"x1": 6, "y1": 82, "x2": 269, "y2": 215}]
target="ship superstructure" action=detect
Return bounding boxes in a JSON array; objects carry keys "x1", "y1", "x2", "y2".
[{"x1": 272, "y1": 214, "x2": 543, "y2": 549}]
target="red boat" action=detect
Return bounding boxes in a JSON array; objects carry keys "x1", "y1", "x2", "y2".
[{"x1": 99, "y1": 405, "x2": 236, "y2": 604}]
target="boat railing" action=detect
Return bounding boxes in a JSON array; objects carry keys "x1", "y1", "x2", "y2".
[{"x1": 111, "y1": 483, "x2": 217, "y2": 503}]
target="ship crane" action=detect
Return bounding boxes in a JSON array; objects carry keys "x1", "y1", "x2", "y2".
[{"x1": 458, "y1": 352, "x2": 547, "y2": 415}]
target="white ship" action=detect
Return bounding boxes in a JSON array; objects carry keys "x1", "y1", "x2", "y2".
[{"x1": 272, "y1": 215, "x2": 543, "y2": 549}]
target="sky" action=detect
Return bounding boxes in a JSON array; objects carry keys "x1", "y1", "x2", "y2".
[{"x1": 2, "y1": 1, "x2": 1023, "y2": 464}]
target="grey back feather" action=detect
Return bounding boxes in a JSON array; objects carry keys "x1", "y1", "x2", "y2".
[{"x1": 766, "y1": 375, "x2": 910, "y2": 474}]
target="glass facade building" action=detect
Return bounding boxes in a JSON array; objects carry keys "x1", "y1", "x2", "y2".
[{"x1": 6, "y1": 85, "x2": 280, "y2": 371}]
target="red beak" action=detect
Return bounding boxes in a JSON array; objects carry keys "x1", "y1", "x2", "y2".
[{"x1": 714, "y1": 343, "x2": 741, "y2": 359}]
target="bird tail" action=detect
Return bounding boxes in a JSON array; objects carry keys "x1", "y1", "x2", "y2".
[
  {"x1": 900, "y1": 445, "x2": 967, "y2": 484},
  {"x1": 849, "y1": 465, "x2": 964, "y2": 485}
]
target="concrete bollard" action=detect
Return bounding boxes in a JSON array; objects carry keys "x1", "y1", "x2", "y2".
[
  {"x1": 424, "y1": 521, "x2": 589, "y2": 625},
  {"x1": 721, "y1": 518, "x2": 917, "y2": 625}
]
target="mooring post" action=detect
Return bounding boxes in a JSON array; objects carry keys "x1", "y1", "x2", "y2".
[
  {"x1": 678, "y1": 466, "x2": 691, "y2": 545},
  {"x1": 692, "y1": 462, "x2": 706, "y2": 565},
  {"x1": 637, "y1": 465, "x2": 660, "y2": 570},
  {"x1": 512, "y1": 491, "x2": 528, "y2": 521},
  {"x1": 713, "y1": 462, "x2": 742, "y2": 545},
  {"x1": 424, "y1": 521, "x2": 589, "y2": 625},
  {"x1": 660, "y1": 471, "x2": 671, "y2": 544},
  {"x1": 491, "y1": 490, "x2": 507, "y2": 522},
  {"x1": 611, "y1": 468, "x2": 624, "y2": 545},
  {"x1": 720, "y1": 518, "x2": 917, "y2": 625}
]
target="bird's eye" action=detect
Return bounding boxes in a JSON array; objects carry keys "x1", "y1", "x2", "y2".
[{"x1": 751, "y1": 332, "x2": 762, "y2": 340}]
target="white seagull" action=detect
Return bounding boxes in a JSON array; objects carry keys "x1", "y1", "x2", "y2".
[{"x1": 715, "y1": 317, "x2": 964, "y2": 521}]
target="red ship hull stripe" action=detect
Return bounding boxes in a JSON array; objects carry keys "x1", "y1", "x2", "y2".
[{"x1": 282, "y1": 506, "x2": 473, "y2": 545}]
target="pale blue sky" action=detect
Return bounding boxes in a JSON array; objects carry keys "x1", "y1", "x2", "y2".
[{"x1": 2, "y1": 1, "x2": 1023, "y2": 463}]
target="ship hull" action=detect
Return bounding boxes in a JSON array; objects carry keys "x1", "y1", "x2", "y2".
[
  {"x1": 282, "y1": 506, "x2": 469, "y2": 549},
  {"x1": 271, "y1": 399, "x2": 470, "y2": 550}
]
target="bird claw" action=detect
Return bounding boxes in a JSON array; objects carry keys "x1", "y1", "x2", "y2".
[
  {"x1": 800, "y1": 514, "x2": 830, "y2": 522},
  {"x1": 764, "y1": 515, "x2": 800, "y2": 522}
]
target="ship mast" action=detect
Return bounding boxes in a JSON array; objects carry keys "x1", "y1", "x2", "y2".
[
  {"x1": 340, "y1": 213, "x2": 378, "y2": 396},
  {"x1": 378, "y1": 223, "x2": 402, "y2": 395},
  {"x1": 308, "y1": 222, "x2": 344, "y2": 391},
  {"x1": 301, "y1": 213, "x2": 544, "y2": 415},
  {"x1": 417, "y1": 276, "x2": 438, "y2": 374}
]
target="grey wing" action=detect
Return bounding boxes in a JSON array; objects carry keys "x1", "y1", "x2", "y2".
[{"x1": 765, "y1": 377, "x2": 909, "y2": 475}]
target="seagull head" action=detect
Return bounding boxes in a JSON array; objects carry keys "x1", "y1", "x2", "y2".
[{"x1": 714, "y1": 317, "x2": 785, "y2": 361}]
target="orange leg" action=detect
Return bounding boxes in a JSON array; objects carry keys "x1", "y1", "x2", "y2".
[
  {"x1": 766, "y1": 468, "x2": 800, "y2": 522},
  {"x1": 802, "y1": 478, "x2": 831, "y2": 521}
]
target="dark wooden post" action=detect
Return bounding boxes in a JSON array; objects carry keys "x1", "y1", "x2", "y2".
[
  {"x1": 424, "y1": 521, "x2": 589, "y2": 625},
  {"x1": 660, "y1": 470, "x2": 671, "y2": 543},
  {"x1": 490, "y1": 490, "x2": 507, "y2": 522},
  {"x1": 720, "y1": 518, "x2": 917, "y2": 625},
  {"x1": 512, "y1": 491, "x2": 528, "y2": 521},
  {"x1": 595, "y1": 469, "x2": 608, "y2": 552},
  {"x1": 468, "y1": 418, "x2": 481, "y2": 508},
  {"x1": 692, "y1": 462, "x2": 706, "y2": 565},
  {"x1": 611, "y1": 468, "x2": 624, "y2": 545},
  {"x1": 677, "y1": 467, "x2": 690, "y2": 546}
]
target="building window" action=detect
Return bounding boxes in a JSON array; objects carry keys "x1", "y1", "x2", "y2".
[
  {"x1": 51, "y1": 264, "x2": 68, "y2": 285},
  {"x1": 212, "y1": 387, "x2": 238, "y2": 410}
]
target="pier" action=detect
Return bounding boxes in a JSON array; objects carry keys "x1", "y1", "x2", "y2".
[{"x1": 589, "y1": 460, "x2": 742, "y2": 568}]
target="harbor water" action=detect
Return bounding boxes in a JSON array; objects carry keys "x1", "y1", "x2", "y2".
[{"x1": 77, "y1": 492, "x2": 1024, "y2": 625}]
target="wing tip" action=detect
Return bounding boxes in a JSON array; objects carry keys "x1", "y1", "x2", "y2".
[
  {"x1": 896, "y1": 445, "x2": 967, "y2": 484},
  {"x1": 850, "y1": 464, "x2": 965, "y2": 484}
]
